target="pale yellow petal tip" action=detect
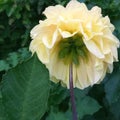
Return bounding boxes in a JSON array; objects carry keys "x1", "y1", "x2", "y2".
[{"x1": 66, "y1": 0, "x2": 87, "y2": 10}]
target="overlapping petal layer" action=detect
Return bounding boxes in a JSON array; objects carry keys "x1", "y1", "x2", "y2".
[{"x1": 30, "y1": 0, "x2": 119, "y2": 89}]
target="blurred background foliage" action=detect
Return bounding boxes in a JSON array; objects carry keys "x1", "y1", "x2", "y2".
[{"x1": 0, "y1": 0, "x2": 120, "y2": 120}]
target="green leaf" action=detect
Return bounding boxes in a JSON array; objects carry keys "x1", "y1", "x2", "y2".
[
  {"x1": 0, "y1": 60, "x2": 9, "y2": 71},
  {"x1": 77, "y1": 96, "x2": 101, "y2": 119},
  {"x1": 1, "y1": 54, "x2": 50, "y2": 120},
  {"x1": 0, "y1": 48, "x2": 31, "y2": 72},
  {"x1": 113, "y1": 17, "x2": 120, "y2": 32},
  {"x1": 110, "y1": 98, "x2": 120, "y2": 120},
  {"x1": 105, "y1": 68, "x2": 120, "y2": 104},
  {"x1": 75, "y1": 89, "x2": 101, "y2": 119},
  {"x1": 46, "y1": 111, "x2": 68, "y2": 120},
  {"x1": 49, "y1": 83, "x2": 69, "y2": 106},
  {"x1": 0, "y1": 90, "x2": 7, "y2": 120},
  {"x1": 0, "y1": 99, "x2": 6, "y2": 120},
  {"x1": 6, "y1": 4, "x2": 17, "y2": 17}
]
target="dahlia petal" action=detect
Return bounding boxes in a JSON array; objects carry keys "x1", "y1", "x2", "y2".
[
  {"x1": 58, "y1": 29, "x2": 78, "y2": 38},
  {"x1": 94, "y1": 57, "x2": 107, "y2": 84},
  {"x1": 83, "y1": 38, "x2": 104, "y2": 58},
  {"x1": 31, "y1": 25, "x2": 57, "y2": 48},
  {"x1": 91, "y1": 6, "x2": 101, "y2": 14},
  {"x1": 102, "y1": 16, "x2": 115, "y2": 31},
  {"x1": 46, "y1": 50, "x2": 69, "y2": 88},
  {"x1": 76, "y1": 60, "x2": 89, "y2": 89},
  {"x1": 42, "y1": 29, "x2": 59, "y2": 48},
  {"x1": 30, "y1": 24, "x2": 42, "y2": 39},
  {"x1": 43, "y1": 5, "x2": 65, "y2": 18},
  {"x1": 66, "y1": 0, "x2": 87, "y2": 11},
  {"x1": 111, "y1": 46, "x2": 119, "y2": 61},
  {"x1": 103, "y1": 34, "x2": 120, "y2": 47},
  {"x1": 107, "y1": 64, "x2": 113, "y2": 73},
  {"x1": 30, "y1": 40, "x2": 49, "y2": 63},
  {"x1": 104, "y1": 53, "x2": 113, "y2": 63},
  {"x1": 72, "y1": 64, "x2": 77, "y2": 88}
]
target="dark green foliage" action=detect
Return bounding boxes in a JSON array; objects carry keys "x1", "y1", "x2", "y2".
[
  {"x1": 46, "y1": 87, "x2": 101, "y2": 120},
  {"x1": 1, "y1": 55, "x2": 50, "y2": 120},
  {"x1": 75, "y1": 88, "x2": 101, "y2": 119},
  {"x1": 0, "y1": 48, "x2": 31, "y2": 72},
  {"x1": 0, "y1": 0, "x2": 120, "y2": 120},
  {"x1": 105, "y1": 68, "x2": 120, "y2": 105},
  {"x1": 0, "y1": 91, "x2": 8, "y2": 120}
]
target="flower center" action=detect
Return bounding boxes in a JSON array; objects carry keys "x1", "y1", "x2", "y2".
[{"x1": 58, "y1": 34, "x2": 88, "y2": 65}]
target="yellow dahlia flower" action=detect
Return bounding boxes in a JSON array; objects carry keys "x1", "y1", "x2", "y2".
[{"x1": 30, "y1": 0, "x2": 119, "y2": 89}]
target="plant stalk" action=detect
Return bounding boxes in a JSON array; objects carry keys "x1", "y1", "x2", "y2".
[{"x1": 69, "y1": 63, "x2": 78, "y2": 120}]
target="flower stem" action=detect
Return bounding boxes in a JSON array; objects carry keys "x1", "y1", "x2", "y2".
[{"x1": 69, "y1": 63, "x2": 78, "y2": 120}]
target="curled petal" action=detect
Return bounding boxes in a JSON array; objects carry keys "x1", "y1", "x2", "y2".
[
  {"x1": 83, "y1": 38, "x2": 104, "y2": 58},
  {"x1": 30, "y1": 40, "x2": 49, "y2": 63},
  {"x1": 43, "y1": 5, "x2": 65, "y2": 19}
]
